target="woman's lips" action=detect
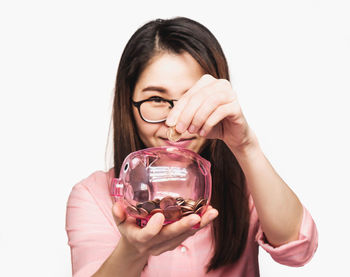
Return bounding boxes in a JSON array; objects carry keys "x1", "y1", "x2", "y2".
[{"x1": 162, "y1": 138, "x2": 194, "y2": 148}]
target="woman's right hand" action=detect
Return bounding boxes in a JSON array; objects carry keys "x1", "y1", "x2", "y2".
[
  {"x1": 112, "y1": 201, "x2": 218, "y2": 259},
  {"x1": 92, "y1": 203, "x2": 218, "y2": 277}
]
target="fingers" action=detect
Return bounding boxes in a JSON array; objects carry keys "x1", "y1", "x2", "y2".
[
  {"x1": 167, "y1": 213, "x2": 201, "y2": 231},
  {"x1": 166, "y1": 74, "x2": 237, "y2": 136},
  {"x1": 137, "y1": 212, "x2": 165, "y2": 243},
  {"x1": 113, "y1": 204, "x2": 218, "y2": 258},
  {"x1": 112, "y1": 201, "x2": 127, "y2": 226},
  {"x1": 146, "y1": 214, "x2": 201, "y2": 255},
  {"x1": 149, "y1": 229, "x2": 196, "y2": 256},
  {"x1": 154, "y1": 213, "x2": 201, "y2": 241},
  {"x1": 148, "y1": 207, "x2": 219, "y2": 255},
  {"x1": 198, "y1": 102, "x2": 239, "y2": 137},
  {"x1": 199, "y1": 206, "x2": 219, "y2": 229},
  {"x1": 138, "y1": 212, "x2": 202, "y2": 246},
  {"x1": 188, "y1": 89, "x2": 232, "y2": 135},
  {"x1": 166, "y1": 74, "x2": 215, "y2": 128},
  {"x1": 176, "y1": 83, "x2": 223, "y2": 134},
  {"x1": 115, "y1": 210, "x2": 165, "y2": 242},
  {"x1": 114, "y1": 209, "x2": 201, "y2": 256},
  {"x1": 112, "y1": 202, "x2": 144, "y2": 241}
]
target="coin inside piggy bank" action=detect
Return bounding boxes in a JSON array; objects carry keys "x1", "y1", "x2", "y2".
[{"x1": 110, "y1": 146, "x2": 212, "y2": 226}]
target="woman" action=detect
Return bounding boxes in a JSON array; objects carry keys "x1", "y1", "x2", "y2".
[{"x1": 66, "y1": 17, "x2": 318, "y2": 276}]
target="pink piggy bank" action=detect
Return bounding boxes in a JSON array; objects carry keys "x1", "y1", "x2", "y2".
[{"x1": 110, "y1": 146, "x2": 212, "y2": 226}]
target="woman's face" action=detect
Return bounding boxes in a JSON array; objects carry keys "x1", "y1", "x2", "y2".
[{"x1": 132, "y1": 52, "x2": 206, "y2": 153}]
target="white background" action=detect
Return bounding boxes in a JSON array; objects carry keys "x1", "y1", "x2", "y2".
[{"x1": 0, "y1": 0, "x2": 349, "y2": 276}]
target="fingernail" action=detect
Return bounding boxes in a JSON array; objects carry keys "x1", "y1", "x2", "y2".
[
  {"x1": 176, "y1": 122, "x2": 185, "y2": 133},
  {"x1": 166, "y1": 117, "x2": 176, "y2": 127},
  {"x1": 208, "y1": 211, "x2": 218, "y2": 221},
  {"x1": 153, "y1": 213, "x2": 164, "y2": 224},
  {"x1": 188, "y1": 216, "x2": 200, "y2": 226},
  {"x1": 199, "y1": 129, "x2": 206, "y2": 137},
  {"x1": 188, "y1": 125, "x2": 196, "y2": 133}
]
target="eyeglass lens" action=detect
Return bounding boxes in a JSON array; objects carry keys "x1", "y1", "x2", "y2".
[{"x1": 140, "y1": 99, "x2": 172, "y2": 122}]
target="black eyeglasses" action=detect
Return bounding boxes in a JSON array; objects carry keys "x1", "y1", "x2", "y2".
[{"x1": 131, "y1": 96, "x2": 178, "y2": 123}]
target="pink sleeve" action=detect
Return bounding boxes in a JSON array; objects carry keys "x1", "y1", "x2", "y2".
[
  {"x1": 255, "y1": 206, "x2": 318, "y2": 267},
  {"x1": 65, "y1": 182, "x2": 120, "y2": 277}
]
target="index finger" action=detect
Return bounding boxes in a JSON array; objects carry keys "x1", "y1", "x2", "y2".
[{"x1": 165, "y1": 74, "x2": 216, "y2": 128}]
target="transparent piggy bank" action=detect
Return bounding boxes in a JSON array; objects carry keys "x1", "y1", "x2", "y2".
[{"x1": 110, "y1": 146, "x2": 212, "y2": 226}]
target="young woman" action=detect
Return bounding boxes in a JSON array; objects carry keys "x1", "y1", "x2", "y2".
[{"x1": 66, "y1": 17, "x2": 318, "y2": 277}]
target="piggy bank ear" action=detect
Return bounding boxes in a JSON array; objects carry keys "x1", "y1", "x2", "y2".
[
  {"x1": 144, "y1": 154, "x2": 158, "y2": 167},
  {"x1": 130, "y1": 160, "x2": 148, "y2": 185},
  {"x1": 130, "y1": 154, "x2": 158, "y2": 170},
  {"x1": 129, "y1": 152, "x2": 159, "y2": 182}
]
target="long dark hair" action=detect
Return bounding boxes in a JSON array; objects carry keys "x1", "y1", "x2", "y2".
[{"x1": 112, "y1": 17, "x2": 250, "y2": 272}]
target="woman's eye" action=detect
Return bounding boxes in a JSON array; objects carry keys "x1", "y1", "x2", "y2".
[{"x1": 149, "y1": 97, "x2": 166, "y2": 103}]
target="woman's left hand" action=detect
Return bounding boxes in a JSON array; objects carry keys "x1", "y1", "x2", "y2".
[{"x1": 166, "y1": 74, "x2": 257, "y2": 152}]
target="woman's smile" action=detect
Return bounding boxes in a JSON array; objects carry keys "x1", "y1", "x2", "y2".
[{"x1": 161, "y1": 137, "x2": 196, "y2": 148}]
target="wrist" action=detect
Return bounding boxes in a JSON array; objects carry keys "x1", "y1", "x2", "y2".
[
  {"x1": 226, "y1": 130, "x2": 261, "y2": 158},
  {"x1": 93, "y1": 237, "x2": 149, "y2": 277},
  {"x1": 116, "y1": 237, "x2": 149, "y2": 262},
  {"x1": 111, "y1": 237, "x2": 149, "y2": 269}
]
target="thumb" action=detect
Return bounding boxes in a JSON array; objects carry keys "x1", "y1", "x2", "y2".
[
  {"x1": 112, "y1": 201, "x2": 127, "y2": 226},
  {"x1": 139, "y1": 212, "x2": 165, "y2": 239}
]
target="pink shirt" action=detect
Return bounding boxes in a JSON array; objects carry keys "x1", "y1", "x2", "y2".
[{"x1": 66, "y1": 170, "x2": 318, "y2": 277}]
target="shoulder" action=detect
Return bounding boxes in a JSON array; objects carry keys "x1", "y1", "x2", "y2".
[
  {"x1": 76, "y1": 169, "x2": 113, "y2": 188},
  {"x1": 71, "y1": 169, "x2": 114, "y2": 196},
  {"x1": 67, "y1": 169, "x2": 115, "y2": 214}
]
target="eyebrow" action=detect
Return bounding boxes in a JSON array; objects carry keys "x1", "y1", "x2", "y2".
[
  {"x1": 141, "y1": 86, "x2": 190, "y2": 96},
  {"x1": 141, "y1": 86, "x2": 167, "y2": 93}
]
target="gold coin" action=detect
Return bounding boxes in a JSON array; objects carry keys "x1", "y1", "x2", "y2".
[
  {"x1": 141, "y1": 201, "x2": 157, "y2": 213},
  {"x1": 185, "y1": 199, "x2": 196, "y2": 208},
  {"x1": 159, "y1": 196, "x2": 176, "y2": 210},
  {"x1": 126, "y1": 205, "x2": 140, "y2": 216},
  {"x1": 167, "y1": 126, "x2": 181, "y2": 142},
  {"x1": 194, "y1": 198, "x2": 207, "y2": 210},
  {"x1": 137, "y1": 207, "x2": 149, "y2": 217},
  {"x1": 182, "y1": 210, "x2": 194, "y2": 216},
  {"x1": 176, "y1": 199, "x2": 185, "y2": 206},
  {"x1": 180, "y1": 205, "x2": 194, "y2": 212},
  {"x1": 153, "y1": 198, "x2": 160, "y2": 204},
  {"x1": 150, "y1": 208, "x2": 163, "y2": 216},
  {"x1": 163, "y1": 205, "x2": 182, "y2": 221},
  {"x1": 195, "y1": 206, "x2": 204, "y2": 215}
]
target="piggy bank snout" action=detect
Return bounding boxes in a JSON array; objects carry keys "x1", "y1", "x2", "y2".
[{"x1": 111, "y1": 178, "x2": 124, "y2": 198}]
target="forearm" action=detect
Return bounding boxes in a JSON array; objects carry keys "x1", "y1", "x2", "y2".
[
  {"x1": 92, "y1": 237, "x2": 148, "y2": 277},
  {"x1": 228, "y1": 135, "x2": 304, "y2": 247}
]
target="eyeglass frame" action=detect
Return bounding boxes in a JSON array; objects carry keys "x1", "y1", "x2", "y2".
[{"x1": 131, "y1": 96, "x2": 178, "y2": 123}]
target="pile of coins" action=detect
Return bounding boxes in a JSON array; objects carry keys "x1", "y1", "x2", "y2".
[{"x1": 126, "y1": 196, "x2": 207, "y2": 221}]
